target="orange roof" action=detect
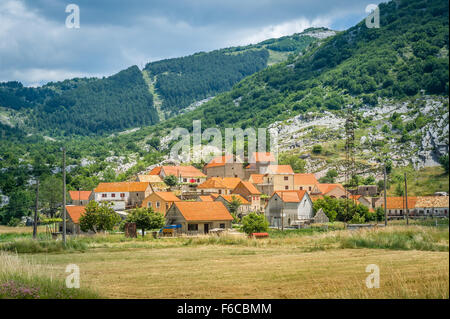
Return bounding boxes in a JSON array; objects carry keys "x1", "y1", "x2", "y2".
[
  {"x1": 217, "y1": 194, "x2": 250, "y2": 205},
  {"x1": 317, "y1": 183, "x2": 345, "y2": 194},
  {"x1": 249, "y1": 174, "x2": 264, "y2": 184},
  {"x1": 69, "y1": 191, "x2": 92, "y2": 201},
  {"x1": 205, "y1": 155, "x2": 236, "y2": 168},
  {"x1": 310, "y1": 195, "x2": 324, "y2": 202},
  {"x1": 266, "y1": 165, "x2": 294, "y2": 174},
  {"x1": 415, "y1": 196, "x2": 449, "y2": 208},
  {"x1": 94, "y1": 182, "x2": 150, "y2": 193},
  {"x1": 65, "y1": 206, "x2": 86, "y2": 224},
  {"x1": 162, "y1": 166, "x2": 206, "y2": 178},
  {"x1": 251, "y1": 152, "x2": 275, "y2": 163},
  {"x1": 233, "y1": 181, "x2": 261, "y2": 195},
  {"x1": 210, "y1": 193, "x2": 220, "y2": 199},
  {"x1": 350, "y1": 195, "x2": 362, "y2": 200},
  {"x1": 153, "y1": 192, "x2": 180, "y2": 202},
  {"x1": 273, "y1": 190, "x2": 307, "y2": 203},
  {"x1": 294, "y1": 173, "x2": 318, "y2": 185},
  {"x1": 198, "y1": 195, "x2": 215, "y2": 202},
  {"x1": 198, "y1": 177, "x2": 242, "y2": 190},
  {"x1": 382, "y1": 197, "x2": 418, "y2": 210},
  {"x1": 148, "y1": 167, "x2": 161, "y2": 175},
  {"x1": 173, "y1": 202, "x2": 233, "y2": 221}
]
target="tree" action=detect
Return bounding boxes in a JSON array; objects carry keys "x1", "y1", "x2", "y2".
[
  {"x1": 228, "y1": 196, "x2": 242, "y2": 216},
  {"x1": 241, "y1": 213, "x2": 269, "y2": 235},
  {"x1": 146, "y1": 137, "x2": 161, "y2": 150},
  {"x1": 164, "y1": 174, "x2": 178, "y2": 187},
  {"x1": 278, "y1": 153, "x2": 306, "y2": 173},
  {"x1": 79, "y1": 201, "x2": 121, "y2": 233},
  {"x1": 439, "y1": 154, "x2": 449, "y2": 174},
  {"x1": 125, "y1": 207, "x2": 165, "y2": 237},
  {"x1": 312, "y1": 145, "x2": 322, "y2": 154},
  {"x1": 319, "y1": 169, "x2": 338, "y2": 183},
  {"x1": 39, "y1": 175, "x2": 62, "y2": 218}
]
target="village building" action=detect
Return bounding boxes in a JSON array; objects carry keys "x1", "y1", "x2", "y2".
[
  {"x1": 68, "y1": 190, "x2": 93, "y2": 206},
  {"x1": 141, "y1": 191, "x2": 181, "y2": 215},
  {"x1": 350, "y1": 195, "x2": 372, "y2": 209},
  {"x1": 204, "y1": 155, "x2": 246, "y2": 179},
  {"x1": 246, "y1": 152, "x2": 276, "y2": 175},
  {"x1": 164, "y1": 202, "x2": 233, "y2": 234},
  {"x1": 232, "y1": 181, "x2": 262, "y2": 212},
  {"x1": 149, "y1": 165, "x2": 206, "y2": 184},
  {"x1": 259, "y1": 165, "x2": 295, "y2": 195},
  {"x1": 64, "y1": 205, "x2": 86, "y2": 234},
  {"x1": 313, "y1": 208, "x2": 329, "y2": 224},
  {"x1": 198, "y1": 195, "x2": 216, "y2": 202},
  {"x1": 316, "y1": 183, "x2": 347, "y2": 198},
  {"x1": 414, "y1": 196, "x2": 449, "y2": 217},
  {"x1": 293, "y1": 173, "x2": 320, "y2": 193},
  {"x1": 381, "y1": 197, "x2": 418, "y2": 217},
  {"x1": 197, "y1": 177, "x2": 242, "y2": 195},
  {"x1": 94, "y1": 182, "x2": 152, "y2": 210},
  {"x1": 135, "y1": 174, "x2": 168, "y2": 192},
  {"x1": 214, "y1": 194, "x2": 251, "y2": 217},
  {"x1": 372, "y1": 197, "x2": 384, "y2": 209},
  {"x1": 356, "y1": 185, "x2": 378, "y2": 197},
  {"x1": 264, "y1": 190, "x2": 314, "y2": 228}
]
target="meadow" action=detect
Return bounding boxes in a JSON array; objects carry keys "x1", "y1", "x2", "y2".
[{"x1": 0, "y1": 223, "x2": 448, "y2": 299}]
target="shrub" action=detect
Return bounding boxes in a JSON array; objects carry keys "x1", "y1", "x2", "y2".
[
  {"x1": 125, "y1": 207, "x2": 165, "y2": 237},
  {"x1": 79, "y1": 201, "x2": 121, "y2": 233},
  {"x1": 241, "y1": 213, "x2": 269, "y2": 235}
]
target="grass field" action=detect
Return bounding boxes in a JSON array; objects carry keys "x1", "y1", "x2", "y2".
[{"x1": 0, "y1": 224, "x2": 447, "y2": 299}]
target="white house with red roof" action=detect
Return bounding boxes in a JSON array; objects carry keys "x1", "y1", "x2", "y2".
[{"x1": 264, "y1": 190, "x2": 313, "y2": 228}]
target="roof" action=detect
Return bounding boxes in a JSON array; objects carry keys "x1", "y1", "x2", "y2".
[
  {"x1": 162, "y1": 166, "x2": 206, "y2": 178},
  {"x1": 153, "y1": 192, "x2": 181, "y2": 202},
  {"x1": 148, "y1": 167, "x2": 161, "y2": 175},
  {"x1": 273, "y1": 190, "x2": 307, "y2": 203},
  {"x1": 216, "y1": 194, "x2": 250, "y2": 205},
  {"x1": 415, "y1": 196, "x2": 449, "y2": 208},
  {"x1": 173, "y1": 202, "x2": 233, "y2": 221},
  {"x1": 294, "y1": 173, "x2": 318, "y2": 185},
  {"x1": 69, "y1": 191, "x2": 92, "y2": 201},
  {"x1": 65, "y1": 206, "x2": 86, "y2": 224},
  {"x1": 94, "y1": 182, "x2": 150, "y2": 193},
  {"x1": 137, "y1": 175, "x2": 163, "y2": 183},
  {"x1": 317, "y1": 183, "x2": 345, "y2": 194},
  {"x1": 198, "y1": 177, "x2": 242, "y2": 190},
  {"x1": 233, "y1": 181, "x2": 261, "y2": 195},
  {"x1": 383, "y1": 197, "x2": 418, "y2": 210},
  {"x1": 198, "y1": 195, "x2": 215, "y2": 202},
  {"x1": 205, "y1": 155, "x2": 240, "y2": 168},
  {"x1": 310, "y1": 195, "x2": 324, "y2": 202},
  {"x1": 251, "y1": 152, "x2": 275, "y2": 163},
  {"x1": 266, "y1": 165, "x2": 294, "y2": 174},
  {"x1": 249, "y1": 174, "x2": 264, "y2": 184}
]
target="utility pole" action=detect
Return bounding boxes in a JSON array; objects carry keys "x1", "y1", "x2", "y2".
[
  {"x1": 383, "y1": 164, "x2": 388, "y2": 227},
  {"x1": 281, "y1": 193, "x2": 284, "y2": 231},
  {"x1": 404, "y1": 172, "x2": 409, "y2": 225},
  {"x1": 33, "y1": 179, "x2": 39, "y2": 239},
  {"x1": 62, "y1": 147, "x2": 67, "y2": 245}
]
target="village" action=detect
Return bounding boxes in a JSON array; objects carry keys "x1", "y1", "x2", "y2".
[{"x1": 64, "y1": 151, "x2": 450, "y2": 237}]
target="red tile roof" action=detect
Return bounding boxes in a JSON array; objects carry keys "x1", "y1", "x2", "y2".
[
  {"x1": 65, "y1": 206, "x2": 86, "y2": 224},
  {"x1": 205, "y1": 155, "x2": 236, "y2": 168},
  {"x1": 198, "y1": 195, "x2": 215, "y2": 202},
  {"x1": 173, "y1": 202, "x2": 233, "y2": 221},
  {"x1": 266, "y1": 165, "x2": 294, "y2": 174},
  {"x1": 382, "y1": 197, "x2": 418, "y2": 210},
  {"x1": 294, "y1": 173, "x2": 318, "y2": 185},
  {"x1": 162, "y1": 166, "x2": 206, "y2": 178},
  {"x1": 217, "y1": 194, "x2": 250, "y2": 205},
  {"x1": 148, "y1": 167, "x2": 162, "y2": 175},
  {"x1": 69, "y1": 191, "x2": 92, "y2": 201},
  {"x1": 94, "y1": 182, "x2": 150, "y2": 193},
  {"x1": 233, "y1": 181, "x2": 261, "y2": 195},
  {"x1": 249, "y1": 174, "x2": 264, "y2": 184},
  {"x1": 317, "y1": 183, "x2": 345, "y2": 194},
  {"x1": 153, "y1": 192, "x2": 180, "y2": 202},
  {"x1": 251, "y1": 152, "x2": 275, "y2": 163},
  {"x1": 273, "y1": 190, "x2": 307, "y2": 203},
  {"x1": 198, "y1": 177, "x2": 242, "y2": 190}
]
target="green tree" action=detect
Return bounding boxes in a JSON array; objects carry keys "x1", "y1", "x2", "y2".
[
  {"x1": 278, "y1": 153, "x2": 306, "y2": 173},
  {"x1": 125, "y1": 207, "x2": 165, "y2": 237},
  {"x1": 164, "y1": 174, "x2": 178, "y2": 187},
  {"x1": 79, "y1": 201, "x2": 121, "y2": 233},
  {"x1": 241, "y1": 213, "x2": 269, "y2": 235},
  {"x1": 439, "y1": 154, "x2": 449, "y2": 174},
  {"x1": 146, "y1": 137, "x2": 161, "y2": 150},
  {"x1": 39, "y1": 175, "x2": 63, "y2": 218},
  {"x1": 312, "y1": 145, "x2": 322, "y2": 154},
  {"x1": 228, "y1": 196, "x2": 242, "y2": 216}
]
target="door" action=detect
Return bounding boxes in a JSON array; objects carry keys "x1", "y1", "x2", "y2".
[{"x1": 204, "y1": 223, "x2": 209, "y2": 234}]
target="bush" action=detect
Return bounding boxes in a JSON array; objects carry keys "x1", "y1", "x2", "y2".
[
  {"x1": 125, "y1": 207, "x2": 165, "y2": 237},
  {"x1": 79, "y1": 201, "x2": 121, "y2": 233},
  {"x1": 241, "y1": 213, "x2": 269, "y2": 235}
]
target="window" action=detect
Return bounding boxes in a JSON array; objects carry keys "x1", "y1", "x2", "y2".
[
  {"x1": 188, "y1": 224, "x2": 198, "y2": 231},
  {"x1": 197, "y1": 179, "x2": 200, "y2": 183},
  {"x1": 284, "y1": 176, "x2": 288, "y2": 181},
  {"x1": 300, "y1": 187, "x2": 303, "y2": 190},
  {"x1": 166, "y1": 203, "x2": 169, "y2": 210},
  {"x1": 102, "y1": 194, "x2": 107, "y2": 198},
  {"x1": 219, "y1": 223, "x2": 225, "y2": 229},
  {"x1": 148, "y1": 202, "x2": 152, "y2": 208},
  {"x1": 308, "y1": 187, "x2": 312, "y2": 191},
  {"x1": 111, "y1": 193, "x2": 115, "y2": 198},
  {"x1": 218, "y1": 190, "x2": 222, "y2": 194},
  {"x1": 285, "y1": 186, "x2": 289, "y2": 190},
  {"x1": 120, "y1": 193, "x2": 125, "y2": 198},
  {"x1": 183, "y1": 178, "x2": 187, "y2": 183},
  {"x1": 156, "y1": 201, "x2": 160, "y2": 208}
]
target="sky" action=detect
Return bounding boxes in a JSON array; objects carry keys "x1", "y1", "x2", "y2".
[{"x1": 0, "y1": 0, "x2": 384, "y2": 86}]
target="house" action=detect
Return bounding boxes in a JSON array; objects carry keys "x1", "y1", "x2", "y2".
[
  {"x1": 164, "y1": 202, "x2": 233, "y2": 234},
  {"x1": 214, "y1": 194, "x2": 251, "y2": 217},
  {"x1": 68, "y1": 190, "x2": 93, "y2": 206},
  {"x1": 414, "y1": 196, "x2": 449, "y2": 217},
  {"x1": 150, "y1": 165, "x2": 206, "y2": 185},
  {"x1": 350, "y1": 195, "x2": 372, "y2": 209},
  {"x1": 64, "y1": 205, "x2": 86, "y2": 234},
  {"x1": 356, "y1": 185, "x2": 378, "y2": 197},
  {"x1": 204, "y1": 155, "x2": 246, "y2": 179},
  {"x1": 316, "y1": 183, "x2": 347, "y2": 198},
  {"x1": 372, "y1": 197, "x2": 384, "y2": 209},
  {"x1": 294, "y1": 173, "x2": 320, "y2": 193},
  {"x1": 381, "y1": 197, "x2": 418, "y2": 217},
  {"x1": 258, "y1": 165, "x2": 295, "y2": 195},
  {"x1": 246, "y1": 152, "x2": 276, "y2": 175},
  {"x1": 198, "y1": 195, "x2": 216, "y2": 202},
  {"x1": 313, "y1": 208, "x2": 329, "y2": 223},
  {"x1": 197, "y1": 177, "x2": 242, "y2": 195},
  {"x1": 135, "y1": 175, "x2": 168, "y2": 192},
  {"x1": 265, "y1": 190, "x2": 314, "y2": 228},
  {"x1": 141, "y1": 191, "x2": 181, "y2": 215},
  {"x1": 94, "y1": 182, "x2": 152, "y2": 210},
  {"x1": 232, "y1": 181, "x2": 262, "y2": 212}
]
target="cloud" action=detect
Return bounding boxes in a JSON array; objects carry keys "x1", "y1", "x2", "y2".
[{"x1": 1, "y1": 0, "x2": 384, "y2": 86}]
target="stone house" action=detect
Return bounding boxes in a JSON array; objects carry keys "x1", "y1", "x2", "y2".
[
  {"x1": 204, "y1": 155, "x2": 246, "y2": 179},
  {"x1": 316, "y1": 183, "x2": 347, "y2": 198},
  {"x1": 232, "y1": 181, "x2": 262, "y2": 212},
  {"x1": 64, "y1": 205, "x2": 86, "y2": 234},
  {"x1": 197, "y1": 177, "x2": 242, "y2": 195},
  {"x1": 246, "y1": 152, "x2": 276, "y2": 175},
  {"x1": 414, "y1": 196, "x2": 449, "y2": 216},
  {"x1": 141, "y1": 191, "x2": 181, "y2": 215},
  {"x1": 259, "y1": 165, "x2": 295, "y2": 195},
  {"x1": 294, "y1": 173, "x2": 320, "y2": 194},
  {"x1": 313, "y1": 208, "x2": 329, "y2": 223},
  {"x1": 164, "y1": 202, "x2": 233, "y2": 234},
  {"x1": 265, "y1": 190, "x2": 314, "y2": 228},
  {"x1": 68, "y1": 190, "x2": 93, "y2": 206},
  {"x1": 94, "y1": 182, "x2": 152, "y2": 210},
  {"x1": 214, "y1": 194, "x2": 251, "y2": 217},
  {"x1": 357, "y1": 185, "x2": 378, "y2": 196}
]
